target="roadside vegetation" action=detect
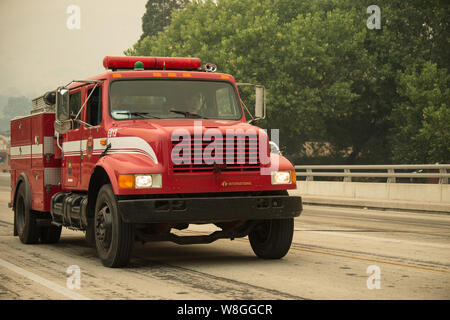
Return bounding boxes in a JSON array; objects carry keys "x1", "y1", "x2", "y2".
[{"x1": 126, "y1": 0, "x2": 449, "y2": 164}]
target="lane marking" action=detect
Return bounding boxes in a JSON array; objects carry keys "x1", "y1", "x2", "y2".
[
  {"x1": 0, "y1": 258, "x2": 90, "y2": 300},
  {"x1": 290, "y1": 245, "x2": 450, "y2": 274},
  {"x1": 300, "y1": 208, "x2": 450, "y2": 228},
  {"x1": 296, "y1": 217, "x2": 450, "y2": 236},
  {"x1": 180, "y1": 229, "x2": 450, "y2": 274},
  {"x1": 297, "y1": 230, "x2": 450, "y2": 249}
]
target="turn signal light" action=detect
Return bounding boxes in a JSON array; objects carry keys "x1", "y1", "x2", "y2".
[
  {"x1": 118, "y1": 175, "x2": 135, "y2": 189},
  {"x1": 291, "y1": 170, "x2": 297, "y2": 184}
]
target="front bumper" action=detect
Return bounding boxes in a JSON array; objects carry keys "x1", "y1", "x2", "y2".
[{"x1": 117, "y1": 195, "x2": 302, "y2": 224}]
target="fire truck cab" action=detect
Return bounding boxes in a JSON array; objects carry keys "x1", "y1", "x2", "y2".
[{"x1": 10, "y1": 56, "x2": 302, "y2": 267}]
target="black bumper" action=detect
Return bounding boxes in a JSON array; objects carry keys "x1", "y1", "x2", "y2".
[{"x1": 117, "y1": 195, "x2": 302, "y2": 224}]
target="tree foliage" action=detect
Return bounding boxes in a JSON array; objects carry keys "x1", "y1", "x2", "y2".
[
  {"x1": 0, "y1": 96, "x2": 30, "y2": 133},
  {"x1": 391, "y1": 62, "x2": 449, "y2": 163},
  {"x1": 127, "y1": 0, "x2": 449, "y2": 164},
  {"x1": 138, "y1": 0, "x2": 190, "y2": 41}
]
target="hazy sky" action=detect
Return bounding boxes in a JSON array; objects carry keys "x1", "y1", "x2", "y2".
[{"x1": 0, "y1": 0, "x2": 148, "y2": 98}]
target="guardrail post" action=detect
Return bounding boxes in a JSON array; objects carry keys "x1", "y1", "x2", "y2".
[
  {"x1": 343, "y1": 169, "x2": 351, "y2": 182},
  {"x1": 439, "y1": 168, "x2": 448, "y2": 184},
  {"x1": 387, "y1": 169, "x2": 396, "y2": 183},
  {"x1": 306, "y1": 169, "x2": 313, "y2": 181}
]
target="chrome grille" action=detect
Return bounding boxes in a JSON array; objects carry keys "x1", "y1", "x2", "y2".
[{"x1": 171, "y1": 135, "x2": 260, "y2": 173}]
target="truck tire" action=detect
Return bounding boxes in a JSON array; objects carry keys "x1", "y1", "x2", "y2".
[
  {"x1": 85, "y1": 219, "x2": 95, "y2": 247},
  {"x1": 15, "y1": 182, "x2": 40, "y2": 244},
  {"x1": 94, "y1": 184, "x2": 134, "y2": 267},
  {"x1": 249, "y1": 218, "x2": 294, "y2": 259},
  {"x1": 40, "y1": 225, "x2": 62, "y2": 244}
]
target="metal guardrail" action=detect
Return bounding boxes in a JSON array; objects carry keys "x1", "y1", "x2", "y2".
[{"x1": 295, "y1": 164, "x2": 450, "y2": 184}]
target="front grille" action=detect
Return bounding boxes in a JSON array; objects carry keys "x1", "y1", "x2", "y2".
[{"x1": 171, "y1": 135, "x2": 260, "y2": 173}]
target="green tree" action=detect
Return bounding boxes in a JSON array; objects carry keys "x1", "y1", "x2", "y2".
[
  {"x1": 0, "y1": 96, "x2": 30, "y2": 133},
  {"x1": 3, "y1": 96, "x2": 30, "y2": 118},
  {"x1": 140, "y1": 0, "x2": 190, "y2": 40},
  {"x1": 391, "y1": 62, "x2": 449, "y2": 163},
  {"x1": 126, "y1": 0, "x2": 449, "y2": 164}
]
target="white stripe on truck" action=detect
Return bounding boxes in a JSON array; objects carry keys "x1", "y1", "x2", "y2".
[{"x1": 62, "y1": 137, "x2": 158, "y2": 164}]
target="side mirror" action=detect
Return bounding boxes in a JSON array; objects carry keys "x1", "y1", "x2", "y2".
[
  {"x1": 236, "y1": 83, "x2": 266, "y2": 123},
  {"x1": 255, "y1": 85, "x2": 265, "y2": 119},
  {"x1": 55, "y1": 87, "x2": 71, "y2": 134}
]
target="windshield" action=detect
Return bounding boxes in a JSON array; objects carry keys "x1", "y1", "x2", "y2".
[{"x1": 109, "y1": 80, "x2": 242, "y2": 120}]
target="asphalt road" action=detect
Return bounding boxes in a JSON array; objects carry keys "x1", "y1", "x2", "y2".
[{"x1": 0, "y1": 174, "x2": 449, "y2": 300}]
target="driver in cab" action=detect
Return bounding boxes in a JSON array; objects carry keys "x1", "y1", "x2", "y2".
[{"x1": 185, "y1": 92, "x2": 202, "y2": 114}]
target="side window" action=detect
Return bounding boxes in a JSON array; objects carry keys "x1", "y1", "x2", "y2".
[
  {"x1": 86, "y1": 86, "x2": 102, "y2": 126},
  {"x1": 216, "y1": 87, "x2": 237, "y2": 117},
  {"x1": 69, "y1": 91, "x2": 81, "y2": 129}
]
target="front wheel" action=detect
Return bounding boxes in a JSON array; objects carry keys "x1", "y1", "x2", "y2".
[
  {"x1": 85, "y1": 219, "x2": 96, "y2": 247},
  {"x1": 249, "y1": 218, "x2": 294, "y2": 259},
  {"x1": 94, "y1": 184, "x2": 134, "y2": 267}
]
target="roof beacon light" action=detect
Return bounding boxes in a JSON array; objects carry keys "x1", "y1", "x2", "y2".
[
  {"x1": 103, "y1": 56, "x2": 202, "y2": 71},
  {"x1": 134, "y1": 61, "x2": 144, "y2": 71}
]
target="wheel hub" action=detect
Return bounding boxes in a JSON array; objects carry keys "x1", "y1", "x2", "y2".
[
  {"x1": 95, "y1": 205, "x2": 112, "y2": 249},
  {"x1": 253, "y1": 221, "x2": 272, "y2": 243}
]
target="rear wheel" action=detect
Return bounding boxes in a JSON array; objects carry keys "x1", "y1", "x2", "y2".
[
  {"x1": 249, "y1": 218, "x2": 294, "y2": 259},
  {"x1": 15, "y1": 182, "x2": 40, "y2": 244},
  {"x1": 94, "y1": 184, "x2": 134, "y2": 267}
]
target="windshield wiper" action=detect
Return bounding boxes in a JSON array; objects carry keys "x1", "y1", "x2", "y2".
[
  {"x1": 116, "y1": 112, "x2": 161, "y2": 119},
  {"x1": 170, "y1": 109, "x2": 208, "y2": 119}
]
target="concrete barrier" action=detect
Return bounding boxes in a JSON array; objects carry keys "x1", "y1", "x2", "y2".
[{"x1": 291, "y1": 181, "x2": 450, "y2": 213}]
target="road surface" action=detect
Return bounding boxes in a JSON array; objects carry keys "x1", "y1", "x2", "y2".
[{"x1": 0, "y1": 174, "x2": 449, "y2": 299}]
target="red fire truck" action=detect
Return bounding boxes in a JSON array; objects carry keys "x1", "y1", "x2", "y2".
[{"x1": 9, "y1": 56, "x2": 302, "y2": 267}]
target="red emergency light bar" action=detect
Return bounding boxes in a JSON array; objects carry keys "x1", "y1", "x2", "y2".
[{"x1": 103, "y1": 56, "x2": 202, "y2": 71}]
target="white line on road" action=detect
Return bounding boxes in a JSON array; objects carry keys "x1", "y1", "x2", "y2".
[
  {"x1": 298, "y1": 230, "x2": 450, "y2": 249},
  {"x1": 0, "y1": 258, "x2": 90, "y2": 300}
]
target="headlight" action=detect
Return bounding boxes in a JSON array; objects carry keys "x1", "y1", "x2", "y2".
[
  {"x1": 119, "y1": 174, "x2": 162, "y2": 189},
  {"x1": 271, "y1": 171, "x2": 295, "y2": 185},
  {"x1": 135, "y1": 175, "x2": 153, "y2": 188}
]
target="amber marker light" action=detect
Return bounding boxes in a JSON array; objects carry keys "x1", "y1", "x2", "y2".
[
  {"x1": 99, "y1": 139, "x2": 107, "y2": 146},
  {"x1": 291, "y1": 170, "x2": 297, "y2": 184},
  {"x1": 118, "y1": 175, "x2": 135, "y2": 189}
]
